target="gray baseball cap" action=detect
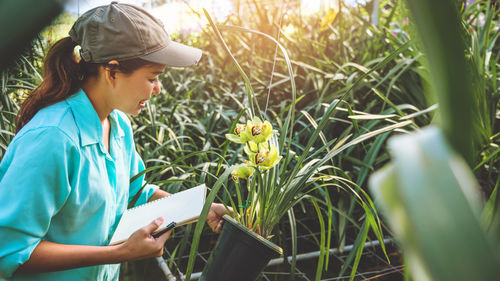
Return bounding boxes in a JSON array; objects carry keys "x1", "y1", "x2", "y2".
[{"x1": 69, "y1": 1, "x2": 202, "y2": 67}]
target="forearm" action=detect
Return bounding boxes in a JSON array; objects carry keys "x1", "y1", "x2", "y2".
[
  {"x1": 17, "y1": 240, "x2": 126, "y2": 273},
  {"x1": 148, "y1": 188, "x2": 170, "y2": 202}
]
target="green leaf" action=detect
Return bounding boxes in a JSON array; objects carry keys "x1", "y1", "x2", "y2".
[
  {"x1": 369, "y1": 127, "x2": 500, "y2": 281},
  {"x1": 404, "y1": 0, "x2": 475, "y2": 163}
]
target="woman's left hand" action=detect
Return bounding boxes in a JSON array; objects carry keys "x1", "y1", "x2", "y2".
[
  {"x1": 206, "y1": 203, "x2": 231, "y2": 233},
  {"x1": 150, "y1": 190, "x2": 230, "y2": 233}
]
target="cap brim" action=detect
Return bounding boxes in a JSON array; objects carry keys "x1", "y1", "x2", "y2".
[{"x1": 140, "y1": 41, "x2": 202, "y2": 67}]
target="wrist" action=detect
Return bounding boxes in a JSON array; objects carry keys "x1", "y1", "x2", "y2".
[{"x1": 111, "y1": 243, "x2": 132, "y2": 263}]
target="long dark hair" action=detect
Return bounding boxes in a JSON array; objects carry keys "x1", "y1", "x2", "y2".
[{"x1": 16, "y1": 36, "x2": 154, "y2": 132}]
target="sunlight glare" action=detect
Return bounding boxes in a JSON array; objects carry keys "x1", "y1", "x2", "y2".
[
  {"x1": 301, "y1": 0, "x2": 321, "y2": 15},
  {"x1": 150, "y1": 0, "x2": 233, "y2": 35}
]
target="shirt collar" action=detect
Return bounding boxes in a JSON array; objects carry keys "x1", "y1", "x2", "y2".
[
  {"x1": 66, "y1": 89, "x2": 103, "y2": 147},
  {"x1": 109, "y1": 110, "x2": 125, "y2": 139},
  {"x1": 66, "y1": 89, "x2": 126, "y2": 148}
]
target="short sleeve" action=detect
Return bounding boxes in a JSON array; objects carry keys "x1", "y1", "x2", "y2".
[
  {"x1": 0, "y1": 127, "x2": 79, "y2": 278},
  {"x1": 128, "y1": 149, "x2": 159, "y2": 207}
]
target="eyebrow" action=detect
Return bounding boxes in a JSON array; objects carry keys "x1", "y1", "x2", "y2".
[{"x1": 151, "y1": 71, "x2": 163, "y2": 75}]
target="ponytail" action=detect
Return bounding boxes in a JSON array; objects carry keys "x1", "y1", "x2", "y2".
[
  {"x1": 16, "y1": 37, "x2": 160, "y2": 132},
  {"x1": 16, "y1": 37, "x2": 83, "y2": 132}
]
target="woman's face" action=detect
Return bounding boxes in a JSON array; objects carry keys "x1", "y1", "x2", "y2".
[{"x1": 112, "y1": 63, "x2": 166, "y2": 115}]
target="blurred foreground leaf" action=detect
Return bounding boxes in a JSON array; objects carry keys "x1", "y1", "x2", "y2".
[
  {"x1": 0, "y1": 0, "x2": 65, "y2": 70},
  {"x1": 404, "y1": 0, "x2": 474, "y2": 164},
  {"x1": 369, "y1": 127, "x2": 500, "y2": 281}
]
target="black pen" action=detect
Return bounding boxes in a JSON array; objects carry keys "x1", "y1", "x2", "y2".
[{"x1": 153, "y1": 221, "x2": 177, "y2": 238}]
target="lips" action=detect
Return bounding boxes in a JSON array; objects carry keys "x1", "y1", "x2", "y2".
[{"x1": 139, "y1": 100, "x2": 147, "y2": 108}]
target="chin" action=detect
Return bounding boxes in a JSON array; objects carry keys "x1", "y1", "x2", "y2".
[{"x1": 121, "y1": 108, "x2": 142, "y2": 116}]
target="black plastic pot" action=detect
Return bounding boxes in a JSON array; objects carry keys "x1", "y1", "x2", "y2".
[{"x1": 200, "y1": 215, "x2": 283, "y2": 281}]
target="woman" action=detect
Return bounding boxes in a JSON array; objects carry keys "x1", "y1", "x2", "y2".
[{"x1": 0, "y1": 3, "x2": 227, "y2": 280}]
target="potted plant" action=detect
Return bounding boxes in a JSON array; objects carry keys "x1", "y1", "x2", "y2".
[
  {"x1": 200, "y1": 116, "x2": 283, "y2": 281},
  {"x1": 182, "y1": 9, "x2": 404, "y2": 281}
]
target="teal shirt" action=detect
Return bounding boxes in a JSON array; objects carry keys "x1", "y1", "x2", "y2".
[{"x1": 0, "y1": 89, "x2": 158, "y2": 280}]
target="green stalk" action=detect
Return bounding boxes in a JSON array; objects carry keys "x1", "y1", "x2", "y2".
[
  {"x1": 287, "y1": 209, "x2": 297, "y2": 281},
  {"x1": 234, "y1": 181, "x2": 244, "y2": 222},
  {"x1": 202, "y1": 9, "x2": 256, "y2": 119},
  {"x1": 184, "y1": 166, "x2": 236, "y2": 280},
  {"x1": 310, "y1": 197, "x2": 326, "y2": 281},
  {"x1": 217, "y1": 25, "x2": 297, "y2": 160}
]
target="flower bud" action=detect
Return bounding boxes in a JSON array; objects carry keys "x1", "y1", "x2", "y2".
[{"x1": 231, "y1": 165, "x2": 254, "y2": 182}]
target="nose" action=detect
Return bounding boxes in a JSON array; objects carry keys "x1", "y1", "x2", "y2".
[{"x1": 152, "y1": 80, "x2": 162, "y2": 95}]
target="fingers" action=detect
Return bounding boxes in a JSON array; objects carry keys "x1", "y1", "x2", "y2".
[
  {"x1": 208, "y1": 216, "x2": 225, "y2": 233},
  {"x1": 211, "y1": 203, "x2": 229, "y2": 217},
  {"x1": 143, "y1": 217, "x2": 165, "y2": 234},
  {"x1": 214, "y1": 220, "x2": 224, "y2": 233},
  {"x1": 207, "y1": 203, "x2": 229, "y2": 233},
  {"x1": 156, "y1": 228, "x2": 173, "y2": 244},
  {"x1": 123, "y1": 217, "x2": 175, "y2": 260},
  {"x1": 145, "y1": 217, "x2": 173, "y2": 244},
  {"x1": 226, "y1": 206, "x2": 236, "y2": 217}
]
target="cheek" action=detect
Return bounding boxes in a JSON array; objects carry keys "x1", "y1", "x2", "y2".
[
  {"x1": 116, "y1": 76, "x2": 154, "y2": 97},
  {"x1": 116, "y1": 79, "x2": 134, "y2": 92},
  {"x1": 132, "y1": 78, "x2": 153, "y2": 91},
  {"x1": 121, "y1": 80, "x2": 149, "y2": 94}
]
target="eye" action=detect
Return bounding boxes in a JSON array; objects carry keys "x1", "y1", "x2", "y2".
[{"x1": 149, "y1": 77, "x2": 158, "y2": 83}]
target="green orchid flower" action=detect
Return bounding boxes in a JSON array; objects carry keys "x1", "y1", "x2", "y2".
[
  {"x1": 246, "y1": 143, "x2": 281, "y2": 170},
  {"x1": 231, "y1": 164, "x2": 254, "y2": 183},
  {"x1": 225, "y1": 123, "x2": 249, "y2": 144},
  {"x1": 244, "y1": 117, "x2": 273, "y2": 144}
]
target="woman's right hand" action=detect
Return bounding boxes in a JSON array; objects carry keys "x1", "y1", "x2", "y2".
[
  {"x1": 118, "y1": 217, "x2": 172, "y2": 261},
  {"x1": 15, "y1": 217, "x2": 171, "y2": 273}
]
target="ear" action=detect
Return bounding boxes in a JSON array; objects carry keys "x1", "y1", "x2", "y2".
[{"x1": 104, "y1": 60, "x2": 120, "y2": 87}]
